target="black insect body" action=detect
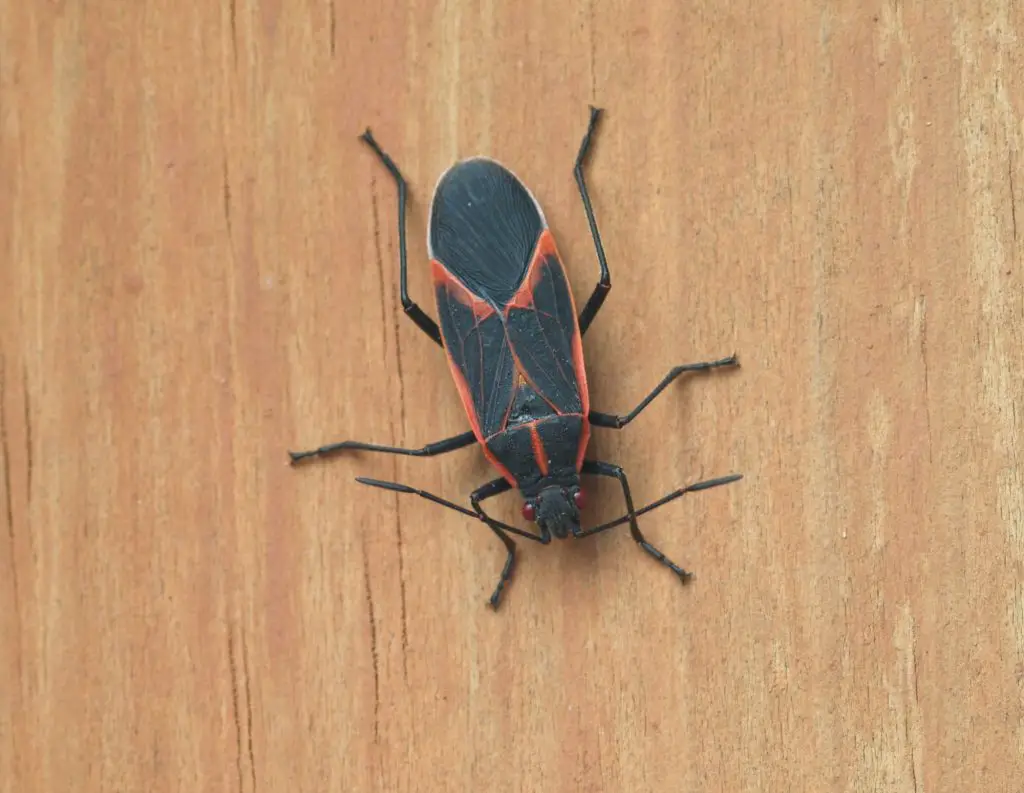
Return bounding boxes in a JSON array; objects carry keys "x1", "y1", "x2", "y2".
[{"x1": 290, "y1": 108, "x2": 741, "y2": 608}]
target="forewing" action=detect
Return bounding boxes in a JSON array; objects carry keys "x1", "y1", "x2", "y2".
[
  {"x1": 505, "y1": 241, "x2": 585, "y2": 416},
  {"x1": 429, "y1": 158, "x2": 545, "y2": 307},
  {"x1": 435, "y1": 277, "x2": 516, "y2": 438}
]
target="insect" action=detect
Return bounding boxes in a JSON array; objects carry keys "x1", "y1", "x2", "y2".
[{"x1": 290, "y1": 107, "x2": 741, "y2": 608}]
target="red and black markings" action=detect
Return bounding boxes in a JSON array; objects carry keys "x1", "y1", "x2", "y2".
[
  {"x1": 289, "y1": 107, "x2": 743, "y2": 610},
  {"x1": 432, "y1": 217, "x2": 591, "y2": 492}
]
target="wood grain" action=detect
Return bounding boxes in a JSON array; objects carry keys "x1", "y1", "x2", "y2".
[{"x1": 3, "y1": 1, "x2": 1022, "y2": 790}]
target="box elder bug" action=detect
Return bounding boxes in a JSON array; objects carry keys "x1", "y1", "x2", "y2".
[{"x1": 290, "y1": 107, "x2": 741, "y2": 609}]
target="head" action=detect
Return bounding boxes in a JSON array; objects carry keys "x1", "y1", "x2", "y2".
[{"x1": 521, "y1": 483, "x2": 587, "y2": 540}]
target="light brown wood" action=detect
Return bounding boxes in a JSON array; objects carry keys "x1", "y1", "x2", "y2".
[{"x1": 3, "y1": 1, "x2": 1023, "y2": 790}]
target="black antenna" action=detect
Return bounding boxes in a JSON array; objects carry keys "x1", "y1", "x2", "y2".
[
  {"x1": 356, "y1": 477, "x2": 544, "y2": 542},
  {"x1": 576, "y1": 474, "x2": 742, "y2": 537}
]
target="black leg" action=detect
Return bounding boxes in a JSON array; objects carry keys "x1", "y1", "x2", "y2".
[
  {"x1": 355, "y1": 475, "x2": 546, "y2": 609},
  {"x1": 589, "y1": 356, "x2": 739, "y2": 429},
  {"x1": 580, "y1": 460, "x2": 692, "y2": 582},
  {"x1": 289, "y1": 429, "x2": 476, "y2": 463},
  {"x1": 471, "y1": 478, "x2": 549, "y2": 609},
  {"x1": 574, "y1": 106, "x2": 612, "y2": 336},
  {"x1": 360, "y1": 129, "x2": 443, "y2": 347}
]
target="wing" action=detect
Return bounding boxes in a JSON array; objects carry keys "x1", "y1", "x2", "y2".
[
  {"x1": 433, "y1": 226, "x2": 590, "y2": 443},
  {"x1": 504, "y1": 229, "x2": 590, "y2": 418},
  {"x1": 428, "y1": 157, "x2": 545, "y2": 308},
  {"x1": 433, "y1": 262, "x2": 517, "y2": 439},
  {"x1": 429, "y1": 159, "x2": 588, "y2": 452}
]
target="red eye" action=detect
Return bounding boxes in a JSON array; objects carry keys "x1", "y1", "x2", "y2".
[
  {"x1": 573, "y1": 489, "x2": 586, "y2": 510},
  {"x1": 522, "y1": 502, "x2": 537, "y2": 522}
]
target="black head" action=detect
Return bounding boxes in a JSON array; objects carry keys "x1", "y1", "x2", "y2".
[{"x1": 521, "y1": 483, "x2": 587, "y2": 540}]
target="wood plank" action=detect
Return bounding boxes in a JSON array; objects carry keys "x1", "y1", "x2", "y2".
[{"x1": 2, "y1": 1, "x2": 1022, "y2": 790}]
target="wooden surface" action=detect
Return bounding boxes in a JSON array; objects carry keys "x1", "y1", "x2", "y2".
[{"x1": 3, "y1": 1, "x2": 1023, "y2": 790}]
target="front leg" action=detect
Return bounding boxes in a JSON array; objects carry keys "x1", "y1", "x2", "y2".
[
  {"x1": 589, "y1": 356, "x2": 738, "y2": 429},
  {"x1": 580, "y1": 460, "x2": 692, "y2": 583},
  {"x1": 471, "y1": 478, "x2": 549, "y2": 610}
]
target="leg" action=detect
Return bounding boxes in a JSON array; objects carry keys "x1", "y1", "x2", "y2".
[
  {"x1": 355, "y1": 476, "x2": 546, "y2": 609},
  {"x1": 589, "y1": 356, "x2": 739, "y2": 429},
  {"x1": 289, "y1": 429, "x2": 476, "y2": 463},
  {"x1": 574, "y1": 106, "x2": 612, "y2": 336},
  {"x1": 580, "y1": 460, "x2": 692, "y2": 582},
  {"x1": 360, "y1": 129, "x2": 443, "y2": 346},
  {"x1": 471, "y1": 478, "x2": 550, "y2": 609},
  {"x1": 471, "y1": 479, "x2": 517, "y2": 609}
]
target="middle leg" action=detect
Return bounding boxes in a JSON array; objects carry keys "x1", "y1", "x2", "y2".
[
  {"x1": 589, "y1": 356, "x2": 738, "y2": 429},
  {"x1": 289, "y1": 429, "x2": 476, "y2": 463}
]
